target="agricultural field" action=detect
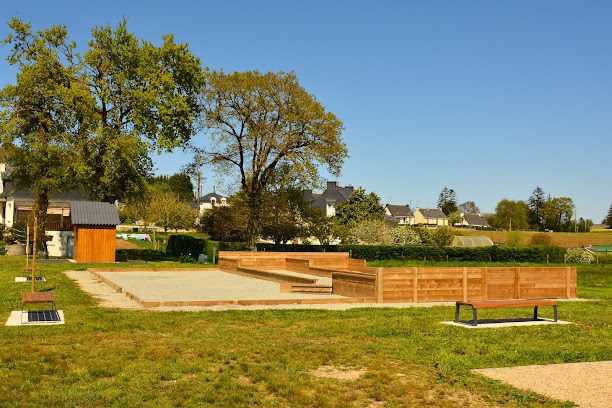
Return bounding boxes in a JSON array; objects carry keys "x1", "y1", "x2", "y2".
[
  {"x1": 0, "y1": 257, "x2": 610, "y2": 407},
  {"x1": 458, "y1": 229, "x2": 612, "y2": 248}
]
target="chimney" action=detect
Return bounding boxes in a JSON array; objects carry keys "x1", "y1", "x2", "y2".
[{"x1": 326, "y1": 181, "x2": 337, "y2": 190}]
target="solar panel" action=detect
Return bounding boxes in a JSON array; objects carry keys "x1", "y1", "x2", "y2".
[
  {"x1": 25, "y1": 277, "x2": 46, "y2": 282},
  {"x1": 26, "y1": 310, "x2": 61, "y2": 323}
]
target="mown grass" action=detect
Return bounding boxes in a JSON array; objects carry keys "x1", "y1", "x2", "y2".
[{"x1": 0, "y1": 256, "x2": 610, "y2": 407}]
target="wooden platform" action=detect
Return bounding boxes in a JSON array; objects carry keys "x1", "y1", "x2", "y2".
[{"x1": 219, "y1": 252, "x2": 577, "y2": 303}]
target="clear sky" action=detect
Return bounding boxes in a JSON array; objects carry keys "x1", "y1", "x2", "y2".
[{"x1": 1, "y1": 1, "x2": 610, "y2": 221}]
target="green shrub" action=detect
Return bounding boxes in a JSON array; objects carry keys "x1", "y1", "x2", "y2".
[
  {"x1": 565, "y1": 249, "x2": 595, "y2": 264},
  {"x1": 0, "y1": 241, "x2": 6, "y2": 256},
  {"x1": 504, "y1": 231, "x2": 524, "y2": 247},
  {"x1": 529, "y1": 233, "x2": 553, "y2": 246}
]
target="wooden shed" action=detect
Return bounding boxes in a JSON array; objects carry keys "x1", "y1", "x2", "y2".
[{"x1": 70, "y1": 201, "x2": 120, "y2": 263}]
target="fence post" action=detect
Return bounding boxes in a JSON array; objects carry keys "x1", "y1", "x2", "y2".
[
  {"x1": 462, "y1": 267, "x2": 468, "y2": 301},
  {"x1": 565, "y1": 267, "x2": 571, "y2": 298},
  {"x1": 481, "y1": 267, "x2": 488, "y2": 300},
  {"x1": 376, "y1": 268, "x2": 384, "y2": 303},
  {"x1": 514, "y1": 267, "x2": 520, "y2": 299},
  {"x1": 413, "y1": 267, "x2": 418, "y2": 302}
]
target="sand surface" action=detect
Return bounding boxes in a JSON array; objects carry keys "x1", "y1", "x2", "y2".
[{"x1": 475, "y1": 361, "x2": 612, "y2": 408}]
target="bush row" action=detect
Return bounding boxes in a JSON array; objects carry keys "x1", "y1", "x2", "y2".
[
  {"x1": 255, "y1": 243, "x2": 566, "y2": 263},
  {"x1": 166, "y1": 235, "x2": 249, "y2": 261}
]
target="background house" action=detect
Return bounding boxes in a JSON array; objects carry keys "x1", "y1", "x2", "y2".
[
  {"x1": 197, "y1": 192, "x2": 229, "y2": 214},
  {"x1": 413, "y1": 208, "x2": 449, "y2": 227},
  {"x1": 458, "y1": 213, "x2": 491, "y2": 228},
  {"x1": 304, "y1": 181, "x2": 354, "y2": 217},
  {"x1": 385, "y1": 204, "x2": 415, "y2": 225}
]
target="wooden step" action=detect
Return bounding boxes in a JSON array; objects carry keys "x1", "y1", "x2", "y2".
[
  {"x1": 235, "y1": 267, "x2": 317, "y2": 284},
  {"x1": 288, "y1": 283, "x2": 333, "y2": 294}
]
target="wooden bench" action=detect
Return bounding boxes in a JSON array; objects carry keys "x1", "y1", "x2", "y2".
[
  {"x1": 22, "y1": 292, "x2": 56, "y2": 309},
  {"x1": 455, "y1": 299, "x2": 558, "y2": 326}
]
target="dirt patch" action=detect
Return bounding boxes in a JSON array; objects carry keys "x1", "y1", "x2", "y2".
[
  {"x1": 115, "y1": 239, "x2": 140, "y2": 249},
  {"x1": 310, "y1": 365, "x2": 367, "y2": 381},
  {"x1": 474, "y1": 361, "x2": 612, "y2": 408}
]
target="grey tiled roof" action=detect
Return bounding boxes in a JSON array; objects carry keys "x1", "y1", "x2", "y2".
[
  {"x1": 306, "y1": 182, "x2": 354, "y2": 211},
  {"x1": 199, "y1": 192, "x2": 224, "y2": 201},
  {"x1": 70, "y1": 201, "x2": 120, "y2": 226},
  {"x1": 418, "y1": 208, "x2": 448, "y2": 219},
  {"x1": 386, "y1": 204, "x2": 413, "y2": 217},
  {"x1": 464, "y1": 213, "x2": 490, "y2": 227}
]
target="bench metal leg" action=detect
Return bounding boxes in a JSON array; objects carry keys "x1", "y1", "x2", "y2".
[
  {"x1": 455, "y1": 304, "x2": 460, "y2": 322},
  {"x1": 553, "y1": 305, "x2": 558, "y2": 322},
  {"x1": 533, "y1": 306, "x2": 538, "y2": 321},
  {"x1": 472, "y1": 308, "x2": 478, "y2": 326}
]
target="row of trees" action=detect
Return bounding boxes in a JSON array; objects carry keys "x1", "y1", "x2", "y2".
[
  {"x1": 200, "y1": 187, "x2": 455, "y2": 247},
  {"x1": 1, "y1": 19, "x2": 346, "y2": 248},
  {"x1": 487, "y1": 187, "x2": 593, "y2": 232}
]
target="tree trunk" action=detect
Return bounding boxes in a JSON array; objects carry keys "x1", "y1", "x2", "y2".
[{"x1": 34, "y1": 190, "x2": 50, "y2": 259}]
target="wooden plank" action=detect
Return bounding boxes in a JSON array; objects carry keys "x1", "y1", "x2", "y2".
[{"x1": 462, "y1": 267, "x2": 468, "y2": 302}]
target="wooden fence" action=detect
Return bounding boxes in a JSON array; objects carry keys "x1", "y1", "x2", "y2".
[{"x1": 374, "y1": 266, "x2": 576, "y2": 303}]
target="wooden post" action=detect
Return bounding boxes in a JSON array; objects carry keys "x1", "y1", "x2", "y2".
[
  {"x1": 412, "y1": 267, "x2": 418, "y2": 302},
  {"x1": 376, "y1": 268, "x2": 384, "y2": 303},
  {"x1": 25, "y1": 222, "x2": 30, "y2": 269},
  {"x1": 480, "y1": 267, "x2": 489, "y2": 300},
  {"x1": 31, "y1": 216, "x2": 37, "y2": 293},
  {"x1": 514, "y1": 267, "x2": 520, "y2": 299},
  {"x1": 462, "y1": 267, "x2": 468, "y2": 302},
  {"x1": 565, "y1": 267, "x2": 571, "y2": 298}
]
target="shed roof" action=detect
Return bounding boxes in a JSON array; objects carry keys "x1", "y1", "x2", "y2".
[{"x1": 70, "y1": 201, "x2": 120, "y2": 226}]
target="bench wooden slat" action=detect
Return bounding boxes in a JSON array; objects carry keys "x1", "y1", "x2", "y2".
[
  {"x1": 22, "y1": 292, "x2": 56, "y2": 304},
  {"x1": 456, "y1": 299, "x2": 557, "y2": 309}
]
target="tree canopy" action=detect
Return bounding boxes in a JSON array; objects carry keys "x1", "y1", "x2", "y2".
[
  {"x1": 334, "y1": 188, "x2": 384, "y2": 228},
  {"x1": 437, "y1": 187, "x2": 458, "y2": 215},
  {"x1": 487, "y1": 199, "x2": 530, "y2": 230},
  {"x1": 201, "y1": 70, "x2": 346, "y2": 246}
]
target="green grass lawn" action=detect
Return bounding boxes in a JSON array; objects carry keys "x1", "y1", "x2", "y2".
[{"x1": 1, "y1": 257, "x2": 610, "y2": 407}]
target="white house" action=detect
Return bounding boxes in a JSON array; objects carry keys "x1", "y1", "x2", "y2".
[{"x1": 197, "y1": 192, "x2": 229, "y2": 214}]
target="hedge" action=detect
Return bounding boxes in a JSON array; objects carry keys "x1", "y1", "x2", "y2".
[
  {"x1": 255, "y1": 243, "x2": 566, "y2": 263},
  {"x1": 166, "y1": 235, "x2": 248, "y2": 261}
]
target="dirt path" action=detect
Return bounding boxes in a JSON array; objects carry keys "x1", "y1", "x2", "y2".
[
  {"x1": 474, "y1": 361, "x2": 612, "y2": 408},
  {"x1": 64, "y1": 270, "x2": 141, "y2": 309}
]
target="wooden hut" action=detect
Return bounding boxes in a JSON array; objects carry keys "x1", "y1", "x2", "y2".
[{"x1": 70, "y1": 201, "x2": 119, "y2": 262}]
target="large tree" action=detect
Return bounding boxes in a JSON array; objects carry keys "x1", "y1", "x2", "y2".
[
  {"x1": 1, "y1": 19, "x2": 204, "y2": 242},
  {"x1": 458, "y1": 201, "x2": 480, "y2": 215},
  {"x1": 79, "y1": 19, "x2": 205, "y2": 202},
  {"x1": 604, "y1": 204, "x2": 612, "y2": 227},
  {"x1": 487, "y1": 199, "x2": 530, "y2": 230},
  {"x1": 541, "y1": 197, "x2": 574, "y2": 232},
  {"x1": 527, "y1": 186, "x2": 546, "y2": 230},
  {"x1": 0, "y1": 19, "x2": 94, "y2": 242},
  {"x1": 437, "y1": 187, "x2": 458, "y2": 215},
  {"x1": 201, "y1": 70, "x2": 346, "y2": 247}
]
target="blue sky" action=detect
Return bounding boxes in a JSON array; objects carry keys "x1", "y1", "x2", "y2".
[{"x1": 1, "y1": 1, "x2": 610, "y2": 221}]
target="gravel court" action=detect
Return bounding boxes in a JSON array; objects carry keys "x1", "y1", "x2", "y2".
[{"x1": 474, "y1": 361, "x2": 612, "y2": 408}]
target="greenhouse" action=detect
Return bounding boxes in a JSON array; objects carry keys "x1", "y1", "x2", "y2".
[{"x1": 451, "y1": 236, "x2": 494, "y2": 248}]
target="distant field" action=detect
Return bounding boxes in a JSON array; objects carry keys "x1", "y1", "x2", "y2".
[{"x1": 457, "y1": 229, "x2": 612, "y2": 248}]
